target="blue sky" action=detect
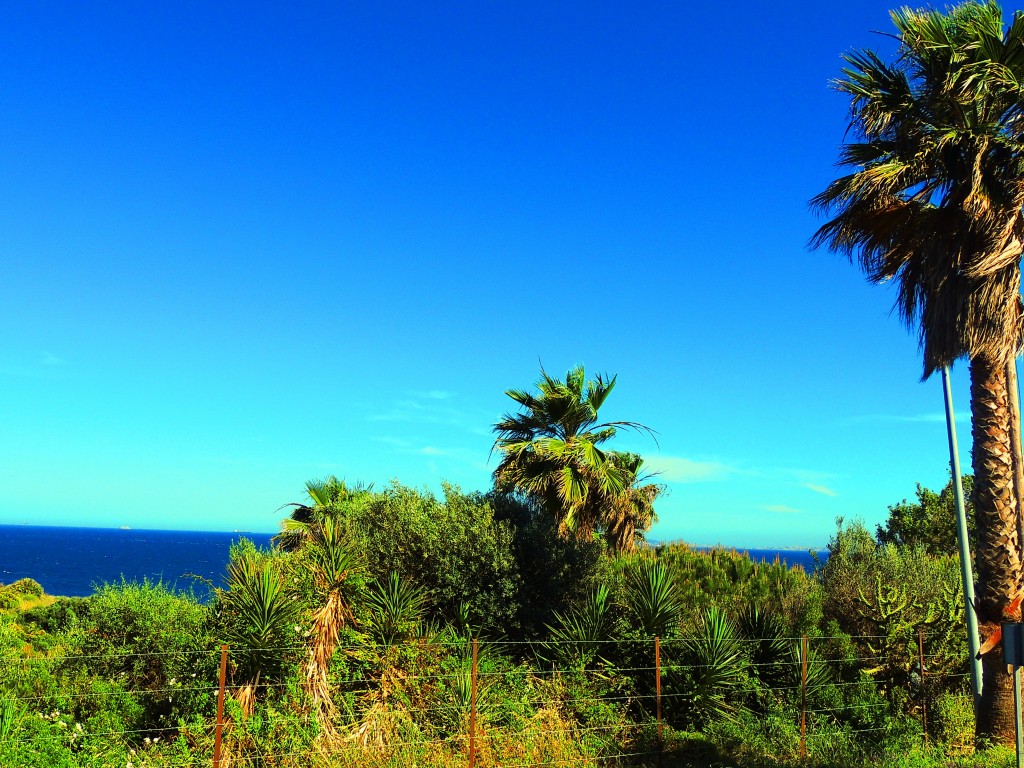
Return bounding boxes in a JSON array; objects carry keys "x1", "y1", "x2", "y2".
[{"x1": 0, "y1": 1, "x2": 998, "y2": 547}]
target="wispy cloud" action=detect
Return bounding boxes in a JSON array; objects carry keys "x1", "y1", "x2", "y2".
[
  {"x1": 40, "y1": 351, "x2": 67, "y2": 366},
  {"x1": 371, "y1": 435, "x2": 487, "y2": 470},
  {"x1": 762, "y1": 504, "x2": 801, "y2": 514},
  {"x1": 367, "y1": 393, "x2": 471, "y2": 427},
  {"x1": 0, "y1": 350, "x2": 71, "y2": 379},
  {"x1": 846, "y1": 412, "x2": 967, "y2": 425},
  {"x1": 803, "y1": 483, "x2": 838, "y2": 497},
  {"x1": 414, "y1": 390, "x2": 456, "y2": 400},
  {"x1": 644, "y1": 455, "x2": 733, "y2": 483}
]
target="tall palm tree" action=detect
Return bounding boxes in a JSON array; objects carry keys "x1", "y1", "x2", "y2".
[
  {"x1": 492, "y1": 365, "x2": 659, "y2": 550},
  {"x1": 811, "y1": 1, "x2": 1024, "y2": 742}
]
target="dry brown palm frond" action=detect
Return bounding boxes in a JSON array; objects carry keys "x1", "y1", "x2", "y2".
[
  {"x1": 303, "y1": 588, "x2": 351, "y2": 741},
  {"x1": 232, "y1": 683, "x2": 257, "y2": 719},
  {"x1": 345, "y1": 698, "x2": 420, "y2": 750}
]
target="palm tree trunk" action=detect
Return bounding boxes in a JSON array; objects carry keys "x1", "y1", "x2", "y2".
[{"x1": 970, "y1": 355, "x2": 1024, "y2": 744}]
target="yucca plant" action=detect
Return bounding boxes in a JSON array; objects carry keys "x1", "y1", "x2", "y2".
[
  {"x1": 738, "y1": 605, "x2": 792, "y2": 690},
  {"x1": 439, "y1": 639, "x2": 500, "y2": 736},
  {"x1": 623, "y1": 559, "x2": 682, "y2": 638},
  {"x1": 666, "y1": 607, "x2": 746, "y2": 728},
  {"x1": 544, "y1": 585, "x2": 613, "y2": 669},
  {"x1": 220, "y1": 550, "x2": 301, "y2": 716},
  {"x1": 365, "y1": 571, "x2": 428, "y2": 646}
]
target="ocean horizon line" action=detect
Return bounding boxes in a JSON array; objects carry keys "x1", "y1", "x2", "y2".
[{"x1": 0, "y1": 524, "x2": 827, "y2": 553}]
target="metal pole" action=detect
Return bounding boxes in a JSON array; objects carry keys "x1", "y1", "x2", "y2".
[
  {"x1": 942, "y1": 366, "x2": 983, "y2": 711},
  {"x1": 1006, "y1": 360, "x2": 1024, "y2": 555},
  {"x1": 918, "y1": 629, "x2": 927, "y2": 746},
  {"x1": 800, "y1": 635, "x2": 808, "y2": 759},
  {"x1": 1015, "y1": 664, "x2": 1023, "y2": 768},
  {"x1": 469, "y1": 638, "x2": 478, "y2": 768},
  {"x1": 214, "y1": 644, "x2": 227, "y2": 768},
  {"x1": 655, "y1": 636, "x2": 662, "y2": 747}
]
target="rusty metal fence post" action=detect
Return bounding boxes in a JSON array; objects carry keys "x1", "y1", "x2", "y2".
[
  {"x1": 213, "y1": 644, "x2": 228, "y2": 768},
  {"x1": 800, "y1": 635, "x2": 808, "y2": 759},
  {"x1": 468, "y1": 637, "x2": 478, "y2": 768}
]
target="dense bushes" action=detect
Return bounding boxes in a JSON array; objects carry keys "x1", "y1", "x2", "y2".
[
  {"x1": 0, "y1": 478, "x2": 993, "y2": 767},
  {"x1": 820, "y1": 520, "x2": 967, "y2": 696},
  {"x1": 349, "y1": 483, "x2": 523, "y2": 633}
]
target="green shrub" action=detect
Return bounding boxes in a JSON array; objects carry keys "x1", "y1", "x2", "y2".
[
  {"x1": 343, "y1": 483, "x2": 524, "y2": 634},
  {"x1": 8, "y1": 578, "x2": 44, "y2": 598},
  {"x1": 819, "y1": 520, "x2": 966, "y2": 703},
  {"x1": 57, "y1": 579, "x2": 216, "y2": 733},
  {"x1": 931, "y1": 691, "x2": 974, "y2": 756},
  {"x1": 22, "y1": 597, "x2": 91, "y2": 634}
]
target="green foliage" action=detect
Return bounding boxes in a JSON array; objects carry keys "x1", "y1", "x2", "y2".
[
  {"x1": 0, "y1": 464, "x2": 1004, "y2": 766},
  {"x1": 493, "y1": 491, "x2": 604, "y2": 637},
  {"x1": 5, "y1": 578, "x2": 44, "y2": 598},
  {"x1": 217, "y1": 541, "x2": 301, "y2": 687},
  {"x1": 339, "y1": 482, "x2": 523, "y2": 634},
  {"x1": 877, "y1": 476, "x2": 975, "y2": 558},
  {"x1": 56, "y1": 579, "x2": 215, "y2": 733},
  {"x1": 666, "y1": 607, "x2": 746, "y2": 729},
  {"x1": 622, "y1": 558, "x2": 683, "y2": 638},
  {"x1": 22, "y1": 597, "x2": 91, "y2": 635},
  {"x1": 931, "y1": 691, "x2": 974, "y2": 756},
  {"x1": 820, "y1": 519, "x2": 966, "y2": 698},
  {"x1": 364, "y1": 572, "x2": 428, "y2": 646},
  {"x1": 545, "y1": 585, "x2": 613, "y2": 669},
  {"x1": 630, "y1": 542, "x2": 823, "y2": 635}
]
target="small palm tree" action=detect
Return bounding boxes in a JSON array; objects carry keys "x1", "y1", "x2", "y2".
[
  {"x1": 492, "y1": 365, "x2": 658, "y2": 549},
  {"x1": 274, "y1": 476, "x2": 370, "y2": 552},
  {"x1": 603, "y1": 453, "x2": 663, "y2": 552},
  {"x1": 302, "y1": 517, "x2": 363, "y2": 739},
  {"x1": 811, "y1": 1, "x2": 1024, "y2": 742}
]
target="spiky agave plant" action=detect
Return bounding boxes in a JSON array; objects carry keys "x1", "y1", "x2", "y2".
[
  {"x1": 737, "y1": 605, "x2": 791, "y2": 690},
  {"x1": 303, "y1": 517, "x2": 363, "y2": 739}
]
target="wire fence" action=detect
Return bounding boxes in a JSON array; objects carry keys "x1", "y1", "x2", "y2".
[{"x1": 0, "y1": 631, "x2": 971, "y2": 767}]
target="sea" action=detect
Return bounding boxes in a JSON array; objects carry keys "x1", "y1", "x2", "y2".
[
  {"x1": 0, "y1": 525, "x2": 274, "y2": 601},
  {"x1": 0, "y1": 525, "x2": 824, "y2": 602}
]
